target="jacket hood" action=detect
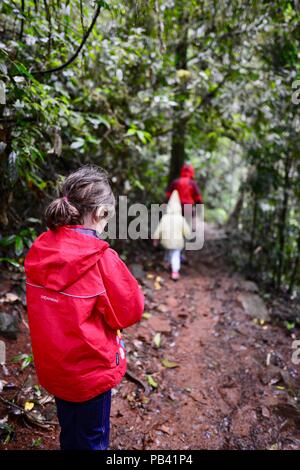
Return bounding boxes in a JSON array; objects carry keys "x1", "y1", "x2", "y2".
[
  {"x1": 24, "y1": 225, "x2": 109, "y2": 292},
  {"x1": 180, "y1": 163, "x2": 195, "y2": 179},
  {"x1": 167, "y1": 190, "x2": 182, "y2": 215}
]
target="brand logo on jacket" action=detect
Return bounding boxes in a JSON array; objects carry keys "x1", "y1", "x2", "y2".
[{"x1": 41, "y1": 295, "x2": 58, "y2": 303}]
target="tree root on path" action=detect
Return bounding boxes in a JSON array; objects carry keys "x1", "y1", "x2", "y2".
[
  {"x1": 125, "y1": 370, "x2": 151, "y2": 396},
  {"x1": 0, "y1": 395, "x2": 56, "y2": 429}
]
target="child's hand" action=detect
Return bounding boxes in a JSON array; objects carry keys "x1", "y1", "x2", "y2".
[{"x1": 153, "y1": 239, "x2": 159, "y2": 247}]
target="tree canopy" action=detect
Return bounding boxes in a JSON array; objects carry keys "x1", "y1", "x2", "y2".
[{"x1": 0, "y1": 0, "x2": 300, "y2": 295}]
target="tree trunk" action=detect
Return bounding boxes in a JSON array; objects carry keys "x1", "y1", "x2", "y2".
[
  {"x1": 0, "y1": 119, "x2": 12, "y2": 228},
  {"x1": 276, "y1": 156, "x2": 291, "y2": 290},
  {"x1": 249, "y1": 193, "x2": 258, "y2": 266},
  {"x1": 225, "y1": 190, "x2": 244, "y2": 229},
  {"x1": 288, "y1": 230, "x2": 300, "y2": 295},
  {"x1": 168, "y1": 2, "x2": 189, "y2": 183}
]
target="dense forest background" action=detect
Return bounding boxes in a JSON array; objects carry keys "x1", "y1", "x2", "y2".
[{"x1": 0, "y1": 0, "x2": 300, "y2": 299}]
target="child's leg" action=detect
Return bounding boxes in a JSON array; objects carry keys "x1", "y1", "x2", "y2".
[
  {"x1": 55, "y1": 389, "x2": 112, "y2": 450},
  {"x1": 169, "y1": 249, "x2": 181, "y2": 273},
  {"x1": 55, "y1": 397, "x2": 76, "y2": 449}
]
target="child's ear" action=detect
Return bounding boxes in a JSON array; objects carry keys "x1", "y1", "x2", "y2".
[
  {"x1": 95, "y1": 206, "x2": 109, "y2": 222},
  {"x1": 92, "y1": 210, "x2": 101, "y2": 224}
]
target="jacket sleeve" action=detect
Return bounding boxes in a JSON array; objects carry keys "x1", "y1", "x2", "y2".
[
  {"x1": 98, "y1": 248, "x2": 144, "y2": 330},
  {"x1": 191, "y1": 180, "x2": 203, "y2": 204},
  {"x1": 182, "y1": 218, "x2": 191, "y2": 239}
]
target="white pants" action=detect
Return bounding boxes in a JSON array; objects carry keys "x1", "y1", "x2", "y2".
[{"x1": 168, "y1": 249, "x2": 181, "y2": 273}]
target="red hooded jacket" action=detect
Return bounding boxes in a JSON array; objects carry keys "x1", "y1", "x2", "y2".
[
  {"x1": 24, "y1": 225, "x2": 144, "y2": 402},
  {"x1": 166, "y1": 164, "x2": 203, "y2": 205}
]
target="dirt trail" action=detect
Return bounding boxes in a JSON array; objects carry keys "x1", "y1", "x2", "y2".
[
  {"x1": 110, "y1": 225, "x2": 300, "y2": 450},
  {"x1": 1, "y1": 224, "x2": 300, "y2": 449}
]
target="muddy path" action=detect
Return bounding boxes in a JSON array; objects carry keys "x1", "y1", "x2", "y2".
[{"x1": 1, "y1": 224, "x2": 300, "y2": 449}]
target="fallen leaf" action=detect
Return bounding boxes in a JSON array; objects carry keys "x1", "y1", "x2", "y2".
[
  {"x1": 268, "y1": 443, "x2": 279, "y2": 450},
  {"x1": 24, "y1": 401, "x2": 34, "y2": 411},
  {"x1": 0, "y1": 293, "x2": 19, "y2": 303},
  {"x1": 160, "y1": 425, "x2": 172, "y2": 435},
  {"x1": 142, "y1": 312, "x2": 152, "y2": 319},
  {"x1": 126, "y1": 393, "x2": 135, "y2": 403},
  {"x1": 161, "y1": 358, "x2": 179, "y2": 369},
  {"x1": 154, "y1": 282, "x2": 161, "y2": 290},
  {"x1": 146, "y1": 273, "x2": 154, "y2": 279},
  {"x1": 1, "y1": 364, "x2": 9, "y2": 376},
  {"x1": 261, "y1": 406, "x2": 270, "y2": 419},
  {"x1": 38, "y1": 395, "x2": 54, "y2": 406},
  {"x1": 153, "y1": 333, "x2": 161, "y2": 348},
  {"x1": 157, "y1": 304, "x2": 168, "y2": 313},
  {"x1": 146, "y1": 375, "x2": 158, "y2": 389}
]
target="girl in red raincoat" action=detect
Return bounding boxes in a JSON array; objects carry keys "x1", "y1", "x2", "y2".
[
  {"x1": 24, "y1": 165, "x2": 144, "y2": 450},
  {"x1": 166, "y1": 163, "x2": 203, "y2": 207}
]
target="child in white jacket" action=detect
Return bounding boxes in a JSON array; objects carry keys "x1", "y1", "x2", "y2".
[{"x1": 153, "y1": 190, "x2": 191, "y2": 280}]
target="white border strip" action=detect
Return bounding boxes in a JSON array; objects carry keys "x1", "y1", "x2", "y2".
[{"x1": 26, "y1": 281, "x2": 106, "y2": 299}]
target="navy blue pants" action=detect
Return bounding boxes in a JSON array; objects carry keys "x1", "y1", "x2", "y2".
[{"x1": 55, "y1": 389, "x2": 112, "y2": 450}]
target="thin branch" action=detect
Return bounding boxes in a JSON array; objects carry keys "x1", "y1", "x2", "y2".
[
  {"x1": 31, "y1": 3, "x2": 102, "y2": 76},
  {"x1": 19, "y1": 0, "x2": 25, "y2": 41},
  {"x1": 0, "y1": 395, "x2": 56, "y2": 427},
  {"x1": 43, "y1": 0, "x2": 52, "y2": 57},
  {"x1": 79, "y1": 0, "x2": 86, "y2": 32}
]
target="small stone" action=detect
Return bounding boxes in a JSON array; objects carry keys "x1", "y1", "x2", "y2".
[
  {"x1": 157, "y1": 304, "x2": 168, "y2": 313},
  {"x1": 241, "y1": 281, "x2": 259, "y2": 293},
  {"x1": 147, "y1": 316, "x2": 172, "y2": 333},
  {"x1": 0, "y1": 312, "x2": 20, "y2": 339},
  {"x1": 166, "y1": 297, "x2": 178, "y2": 308},
  {"x1": 237, "y1": 293, "x2": 270, "y2": 321},
  {"x1": 0, "y1": 340, "x2": 6, "y2": 364}
]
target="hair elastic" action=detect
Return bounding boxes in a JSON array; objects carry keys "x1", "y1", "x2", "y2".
[{"x1": 63, "y1": 196, "x2": 68, "y2": 203}]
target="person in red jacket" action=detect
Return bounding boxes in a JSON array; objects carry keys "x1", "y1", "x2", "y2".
[
  {"x1": 24, "y1": 165, "x2": 144, "y2": 450},
  {"x1": 166, "y1": 163, "x2": 203, "y2": 233},
  {"x1": 166, "y1": 163, "x2": 203, "y2": 207}
]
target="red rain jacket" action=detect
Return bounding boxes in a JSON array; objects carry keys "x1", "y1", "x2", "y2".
[
  {"x1": 166, "y1": 164, "x2": 203, "y2": 205},
  {"x1": 24, "y1": 225, "x2": 144, "y2": 402}
]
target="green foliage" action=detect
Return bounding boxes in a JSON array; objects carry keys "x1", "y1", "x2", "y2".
[
  {"x1": 0, "y1": 227, "x2": 36, "y2": 256},
  {"x1": 31, "y1": 437, "x2": 43, "y2": 448},
  {"x1": 0, "y1": 0, "x2": 299, "y2": 295},
  {"x1": 0, "y1": 420, "x2": 14, "y2": 444},
  {"x1": 12, "y1": 353, "x2": 34, "y2": 370}
]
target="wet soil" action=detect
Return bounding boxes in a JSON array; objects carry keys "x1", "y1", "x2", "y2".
[{"x1": 1, "y1": 225, "x2": 300, "y2": 450}]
